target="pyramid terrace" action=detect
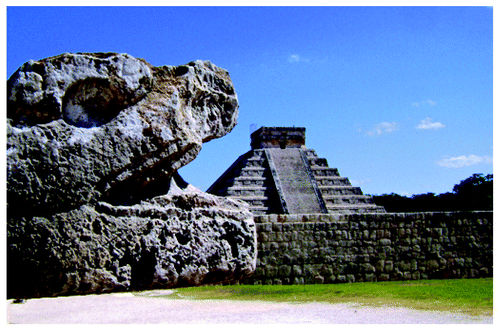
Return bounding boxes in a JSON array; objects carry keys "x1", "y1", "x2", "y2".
[{"x1": 207, "y1": 127, "x2": 386, "y2": 215}]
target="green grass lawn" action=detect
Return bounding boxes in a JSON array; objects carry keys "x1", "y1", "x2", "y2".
[{"x1": 135, "y1": 278, "x2": 493, "y2": 316}]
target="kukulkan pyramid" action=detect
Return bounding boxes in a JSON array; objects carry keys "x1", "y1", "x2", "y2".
[{"x1": 208, "y1": 127, "x2": 386, "y2": 215}]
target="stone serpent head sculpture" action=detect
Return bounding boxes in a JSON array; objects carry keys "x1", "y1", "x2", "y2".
[{"x1": 7, "y1": 53, "x2": 255, "y2": 298}]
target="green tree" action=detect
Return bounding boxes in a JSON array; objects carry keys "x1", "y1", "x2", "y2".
[
  {"x1": 452, "y1": 173, "x2": 493, "y2": 211},
  {"x1": 372, "y1": 173, "x2": 493, "y2": 212}
]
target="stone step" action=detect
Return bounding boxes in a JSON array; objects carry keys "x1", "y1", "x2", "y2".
[
  {"x1": 315, "y1": 177, "x2": 352, "y2": 186},
  {"x1": 247, "y1": 152, "x2": 266, "y2": 159},
  {"x1": 248, "y1": 206, "x2": 269, "y2": 215},
  {"x1": 323, "y1": 194, "x2": 376, "y2": 205},
  {"x1": 326, "y1": 204, "x2": 387, "y2": 213},
  {"x1": 238, "y1": 166, "x2": 266, "y2": 177},
  {"x1": 250, "y1": 149, "x2": 266, "y2": 157},
  {"x1": 301, "y1": 149, "x2": 318, "y2": 158},
  {"x1": 310, "y1": 166, "x2": 340, "y2": 177},
  {"x1": 232, "y1": 176, "x2": 267, "y2": 187},
  {"x1": 227, "y1": 186, "x2": 267, "y2": 196},
  {"x1": 306, "y1": 157, "x2": 329, "y2": 167},
  {"x1": 319, "y1": 186, "x2": 363, "y2": 195},
  {"x1": 242, "y1": 158, "x2": 266, "y2": 167}
]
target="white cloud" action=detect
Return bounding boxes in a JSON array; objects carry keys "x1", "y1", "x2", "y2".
[
  {"x1": 354, "y1": 123, "x2": 363, "y2": 133},
  {"x1": 436, "y1": 155, "x2": 493, "y2": 168},
  {"x1": 412, "y1": 100, "x2": 436, "y2": 107},
  {"x1": 351, "y1": 179, "x2": 371, "y2": 186},
  {"x1": 287, "y1": 54, "x2": 310, "y2": 63},
  {"x1": 416, "y1": 117, "x2": 446, "y2": 130},
  {"x1": 366, "y1": 122, "x2": 399, "y2": 136}
]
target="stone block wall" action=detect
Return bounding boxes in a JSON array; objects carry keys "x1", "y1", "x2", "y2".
[{"x1": 242, "y1": 212, "x2": 493, "y2": 285}]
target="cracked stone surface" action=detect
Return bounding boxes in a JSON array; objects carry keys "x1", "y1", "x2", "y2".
[{"x1": 7, "y1": 53, "x2": 256, "y2": 299}]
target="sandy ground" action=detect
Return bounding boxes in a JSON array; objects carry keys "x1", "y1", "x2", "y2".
[{"x1": 7, "y1": 290, "x2": 493, "y2": 324}]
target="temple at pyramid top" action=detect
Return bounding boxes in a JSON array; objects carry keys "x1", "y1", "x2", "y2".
[
  {"x1": 208, "y1": 127, "x2": 386, "y2": 215},
  {"x1": 250, "y1": 127, "x2": 306, "y2": 149}
]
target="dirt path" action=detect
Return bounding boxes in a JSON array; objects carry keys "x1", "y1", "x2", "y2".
[{"x1": 7, "y1": 290, "x2": 493, "y2": 324}]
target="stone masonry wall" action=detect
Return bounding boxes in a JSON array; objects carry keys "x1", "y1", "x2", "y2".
[{"x1": 242, "y1": 212, "x2": 493, "y2": 285}]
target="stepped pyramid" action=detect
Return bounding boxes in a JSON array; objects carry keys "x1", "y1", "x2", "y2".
[{"x1": 207, "y1": 127, "x2": 386, "y2": 215}]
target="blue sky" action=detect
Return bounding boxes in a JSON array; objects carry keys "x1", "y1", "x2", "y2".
[{"x1": 6, "y1": 6, "x2": 494, "y2": 196}]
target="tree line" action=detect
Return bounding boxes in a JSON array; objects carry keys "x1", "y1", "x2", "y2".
[{"x1": 371, "y1": 173, "x2": 493, "y2": 212}]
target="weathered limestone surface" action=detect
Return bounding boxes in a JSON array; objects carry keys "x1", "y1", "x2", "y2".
[
  {"x1": 7, "y1": 53, "x2": 256, "y2": 299},
  {"x1": 8, "y1": 176, "x2": 256, "y2": 299}
]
